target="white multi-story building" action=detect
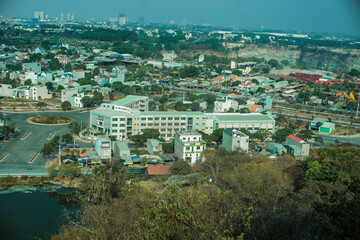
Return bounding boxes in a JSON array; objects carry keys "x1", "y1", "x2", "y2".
[
  {"x1": 90, "y1": 96, "x2": 275, "y2": 141},
  {"x1": 214, "y1": 96, "x2": 239, "y2": 112},
  {"x1": 174, "y1": 131, "x2": 206, "y2": 164},
  {"x1": 25, "y1": 71, "x2": 38, "y2": 84}
]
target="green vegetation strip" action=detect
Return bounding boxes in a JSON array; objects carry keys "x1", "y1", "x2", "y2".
[
  {"x1": 28, "y1": 116, "x2": 74, "y2": 125},
  {"x1": 28, "y1": 152, "x2": 39, "y2": 164},
  {"x1": 21, "y1": 132, "x2": 31, "y2": 140},
  {"x1": 0, "y1": 153, "x2": 8, "y2": 162}
]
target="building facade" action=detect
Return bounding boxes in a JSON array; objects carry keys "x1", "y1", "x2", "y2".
[
  {"x1": 285, "y1": 135, "x2": 310, "y2": 157},
  {"x1": 174, "y1": 131, "x2": 206, "y2": 164},
  {"x1": 95, "y1": 136, "x2": 112, "y2": 161},
  {"x1": 89, "y1": 96, "x2": 275, "y2": 141},
  {"x1": 221, "y1": 128, "x2": 249, "y2": 152}
]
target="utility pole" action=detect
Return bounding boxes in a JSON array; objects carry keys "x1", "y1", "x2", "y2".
[
  {"x1": 59, "y1": 144, "x2": 61, "y2": 166},
  {"x1": 356, "y1": 102, "x2": 359, "y2": 120}
]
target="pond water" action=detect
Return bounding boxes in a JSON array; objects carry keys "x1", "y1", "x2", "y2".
[{"x1": 0, "y1": 185, "x2": 79, "y2": 240}]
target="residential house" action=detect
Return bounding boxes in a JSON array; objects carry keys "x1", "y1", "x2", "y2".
[
  {"x1": 195, "y1": 99, "x2": 207, "y2": 110},
  {"x1": 249, "y1": 104, "x2": 262, "y2": 112},
  {"x1": 23, "y1": 62, "x2": 41, "y2": 73},
  {"x1": 174, "y1": 131, "x2": 206, "y2": 164},
  {"x1": 285, "y1": 135, "x2": 310, "y2": 157},
  {"x1": 221, "y1": 128, "x2": 249, "y2": 152},
  {"x1": 309, "y1": 118, "x2": 327, "y2": 130},
  {"x1": 265, "y1": 142, "x2": 287, "y2": 155},
  {"x1": 147, "y1": 139, "x2": 162, "y2": 154},
  {"x1": 72, "y1": 69, "x2": 85, "y2": 80},
  {"x1": 113, "y1": 141, "x2": 131, "y2": 157},
  {"x1": 29, "y1": 86, "x2": 51, "y2": 100},
  {"x1": 25, "y1": 71, "x2": 38, "y2": 84},
  {"x1": 95, "y1": 135, "x2": 112, "y2": 161},
  {"x1": 319, "y1": 122, "x2": 335, "y2": 133},
  {"x1": 214, "y1": 96, "x2": 239, "y2": 112},
  {"x1": 109, "y1": 66, "x2": 127, "y2": 84},
  {"x1": 0, "y1": 84, "x2": 16, "y2": 98},
  {"x1": 61, "y1": 89, "x2": 78, "y2": 102},
  {"x1": 59, "y1": 57, "x2": 71, "y2": 65},
  {"x1": 212, "y1": 75, "x2": 224, "y2": 86}
]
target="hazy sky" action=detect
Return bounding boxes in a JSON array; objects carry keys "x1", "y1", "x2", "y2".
[{"x1": 1, "y1": 0, "x2": 359, "y2": 35}]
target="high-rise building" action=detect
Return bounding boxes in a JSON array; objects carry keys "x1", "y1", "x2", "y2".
[
  {"x1": 170, "y1": 20, "x2": 175, "y2": 25},
  {"x1": 67, "y1": 13, "x2": 70, "y2": 21},
  {"x1": 110, "y1": 18, "x2": 118, "y2": 26},
  {"x1": 119, "y1": 14, "x2": 126, "y2": 25},
  {"x1": 139, "y1": 17, "x2": 144, "y2": 24},
  {"x1": 71, "y1": 14, "x2": 74, "y2": 21},
  {"x1": 60, "y1": 13, "x2": 64, "y2": 21},
  {"x1": 34, "y1": 11, "x2": 44, "y2": 20}
]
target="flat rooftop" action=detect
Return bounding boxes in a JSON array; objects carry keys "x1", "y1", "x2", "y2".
[
  {"x1": 113, "y1": 95, "x2": 145, "y2": 106},
  {"x1": 210, "y1": 113, "x2": 275, "y2": 123}
]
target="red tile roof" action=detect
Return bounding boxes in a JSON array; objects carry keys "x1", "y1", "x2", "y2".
[
  {"x1": 67, "y1": 81, "x2": 75, "y2": 86},
  {"x1": 249, "y1": 104, "x2": 261, "y2": 112},
  {"x1": 147, "y1": 166, "x2": 170, "y2": 176},
  {"x1": 287, "y1": 134, "x2": 304, "y2": 143},
  {"x1": 230, "y1": 75, "x2": 238, "y2": 80},
  {"x1": 74, "y1": 69, "x2": 84, "y2": 72},
  {"x1": 213, "y1": 75, "x2": 224, "y2": 81}
]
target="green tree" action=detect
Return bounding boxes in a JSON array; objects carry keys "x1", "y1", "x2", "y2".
[
  {"x1": 64, "y1": 63, "x2": 72, "y2": 72},
  {"x1": 36, "y1": 101, "x2": 47, "y2": 109},
  {"x1": 45, "y1": 82, "x2": 53, "y2": 91},
  {"x1": 162, "y1": 142, "x2": 174, "y2": 153},
  {"x1": 174, "y1": 101, "x2": 188, "y2": 111},
  {"x1": 24, "y1": 79, "x2": 32, "y2": 85},
  {"x1": 190, "y1": 102, "x2": 200, "y2": 111},
  {"x1": 59, "y1": 163, "x2": 81, "y2": 179},
  {"x1": 108, "y1": 91, "x2": 114, "y2": 100},
  {"x1": 81, "y1": 96, "x2": 93, "y2": 108},
  {"x1": 159, "y1": 104, "x2": 167, "y2": 111},
  {"x1": 257, "y1": 87, "x2": 265, "y2": 94},
  {"x1": 159, "y1": 94, "x2": 169, "y2": 104},
  {"x1": 210, "y1": 128, "x2": 224, "y2": 143},
  {"x1": 179, "y1": 66, "x2": 200, "y2": 78},
  {"x1": 62, "y1": 133, "x2": 74, "y2": 144},
  {"x1": 68, "y1": 122, "x2": 83, "y2": 135},
  {"x1": 92, "y1": 91, "x2": 103, "y2": 104},
  {"x1": 239, "y1": 107, "x2": 250, "y2": 113},
  {"x1": 272, "y1": 128, "x2": 294, "y2": 143},
  {"x1": 170, "y1": 160, "x2": 192, "y2": 175},
  {"x1": 61, "y1": 101, "x2": 72, "y2": 111}
]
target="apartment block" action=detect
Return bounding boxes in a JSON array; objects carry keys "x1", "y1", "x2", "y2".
[{"x1": 174, "y1": 131, "x2": 206, "y2": 164}]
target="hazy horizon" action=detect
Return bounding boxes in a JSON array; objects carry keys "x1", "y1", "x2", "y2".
[{"x1": 1, "y1": 0, "x2": 359, "y2": 35}]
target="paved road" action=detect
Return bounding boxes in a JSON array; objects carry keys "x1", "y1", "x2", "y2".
[
  {"x1": 272, "y1": 112, "x2": 360, "y2": 128},
  {"x1": 0, "y1": 111, "x2": 91, "y2": 175}
]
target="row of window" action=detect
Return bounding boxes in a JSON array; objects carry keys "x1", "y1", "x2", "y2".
[
  {"x1": 112, "y1": 129, "x2": 125, "y2": 133},
  {"x1": 112, "y1": 118, "x2": 126, "y2": 122},
  {"x1": 112, "y1": 124, "x2": 126, "y2": 127},
  {"x1": 140, "y1": 122, "x2": 185, "y2": 127},
  {"x1": 185, "y1": 146, "x2": 202, "y2": 151},
  {"x1": 140, "y1": 117, "x2": 186, "y2": 121}
]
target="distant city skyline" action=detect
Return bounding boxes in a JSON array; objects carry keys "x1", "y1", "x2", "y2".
[{"x1": 0, "y1": 0, "x2": 359, "y2": 35}]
